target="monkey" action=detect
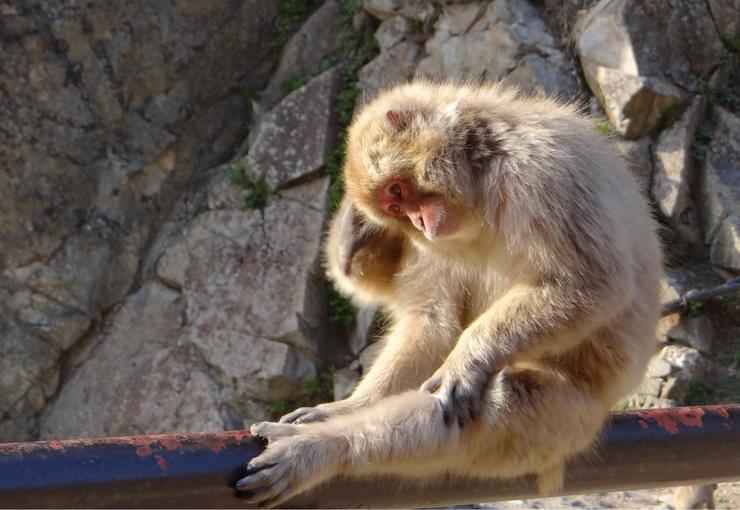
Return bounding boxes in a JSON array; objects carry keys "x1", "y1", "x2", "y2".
[
  {"x1": 674, "y1": 484, "x2": 718, "y2": 509},
  {"x1": 235, "y1": 81, "x2": 663, "y2": 507}
]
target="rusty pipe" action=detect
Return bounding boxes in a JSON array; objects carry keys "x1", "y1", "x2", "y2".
[{"x1": 0, "y1": 405, "x2": 738, "y2": 508}]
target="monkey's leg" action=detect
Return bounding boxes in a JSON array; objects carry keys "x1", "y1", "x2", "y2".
[
  {"x1": 239, "y1": 365, "x2": 607, "y2": 506},
  {"x1": 280, "y1": 312, "x2": 461, "y2": 424}
]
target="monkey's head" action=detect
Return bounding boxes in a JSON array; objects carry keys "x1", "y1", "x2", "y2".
[{"x1": 343, "y1": 83, "x2": 484, "y2": 247}]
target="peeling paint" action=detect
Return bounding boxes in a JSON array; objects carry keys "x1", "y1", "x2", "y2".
[
  {"x1": 638, "y1": 419, "x2": 648, "y2": 429},
  {"x1": 135, "y1": 445, "x2": 153, "y2": 457},
  {"x1": 634, "y1": 407, "x2": 705, "y2": 435},
  {"x1": 155, "y1": 454, "x2": 167, "y2": 471}
]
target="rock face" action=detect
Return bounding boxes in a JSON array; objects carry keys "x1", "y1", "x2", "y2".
[
  {"x1": 651, "y1": 97, "x2": 706, "y2": 241},
  {"x1": 0, "y1": 1, "x2": 281, "y2": 441},
  {"x1": 245, "y1": 68, "x2": 342, "y2": 190},
  {"x1": 415, "y1": 0, "x2": 577, "y2": 96},
  {"x1": 701, "y1": 107, "x2": 740, "y2": 272},
  {"x1": 576, "y1": 0, "x2": 724, "y2": 139},
  {"x1": 260, "y1": 0, "x2": 345, "y2": 109}
]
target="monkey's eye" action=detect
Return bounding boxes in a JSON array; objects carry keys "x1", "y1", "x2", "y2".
[
  {"x1": 388, "y1": 204, "x2": 402, "y2": 214},
  {"x1": 389, "y1": 183, "x2": 402, "y2": 198}
]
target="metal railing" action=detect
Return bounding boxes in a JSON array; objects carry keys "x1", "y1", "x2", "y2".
[{"x1": 1, "y1": 405, "x2": 738, "y2": 508}]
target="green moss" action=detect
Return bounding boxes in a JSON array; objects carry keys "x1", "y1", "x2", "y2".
[
  {"x1": 266, "y1": 372, "x2": 335, "y2": 421},
  {"x1": 275, "y1": 0, "x2": 322, "y2": 43},
  {"x1": 281, "y1": 76, "x2": 309, "y2": 94},
  {"x1": 406, "y1": 16, "x2": 425, "y2": 33},
  {"x1": 226, "y1": 165, "x2": 269, "y2": 210},
  {"x1": 684, "y1": 380, "x2": 715, "y2": 405},
  {"x1": 329, "y1": 284, "x2": 357, "y2": 325}
]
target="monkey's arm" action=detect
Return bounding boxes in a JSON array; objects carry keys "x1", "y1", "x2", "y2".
[
  {"x1": 325, "y1": 196, "x2": 405, "y2": 308},
  {"x1": 282, "y1": 308, "x2": 461, "y2": 423},
  {"x1": 422, "y1": 274, "x2": 631, "y2": 426}
]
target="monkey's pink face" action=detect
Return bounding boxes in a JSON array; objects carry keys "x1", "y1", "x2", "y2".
[{"x1": 377, "y1": 178, "x2": 459, "y2": 241}]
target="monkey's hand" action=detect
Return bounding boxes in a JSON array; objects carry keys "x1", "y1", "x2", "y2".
[
  {"x1": 420, "y1": 358, "x2": 493, "y2": 428},
  {"x1": 236, "y1": 422, "x2": 338, "y2": 508},
  {"x1": 278, "y1": 398, "x2": 363, "y2": 424}
]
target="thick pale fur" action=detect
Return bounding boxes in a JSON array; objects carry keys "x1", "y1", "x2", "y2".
[{"x1": 238, "y1": 81, "x2": 662, "y2": 507}]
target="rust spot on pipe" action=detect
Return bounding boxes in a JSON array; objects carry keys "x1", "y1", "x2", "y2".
[
  {"x1": 135, "y1": 445, "x2": 153, "y2": 457},
  {"x1": 155, "y1": 454, "x2": 167, "y2": 472},
  {"x1": 160, "y1": 437, "x2": 182, "y2": 451},
  {"x1": 635, "y1": 407, "x2": 705, "y2": 435},
  {"x1": 712, "y1": 406, "x2": 730, "y2": 419},
  {"x1": 638, "y1": 419, "x2": 648, "y2": 429}
]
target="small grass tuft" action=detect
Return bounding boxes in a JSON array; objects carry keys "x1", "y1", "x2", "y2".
[
  {"x1": 329, "y1": 284, "x2": 357, "y2": 325},
  {"x1": 281, "y1": 76, "x2": 309, "y2": 94},
  {"x1": 226, "y1": 165, "x2": 269, "y2": 210},
  {"x1": 684, "y1": 379, "x2": 715, "y2": 405}
]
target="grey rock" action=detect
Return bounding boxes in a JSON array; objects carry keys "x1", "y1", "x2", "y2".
[
  {"x1": 357, "y1": 41, "x2": 421, "y2": 108},
  {"x1": 0, "y1": 0, "x2": 282, "y2": 438},
  {"x1": 415, "y1": 0, "x2": 571, "y2": 94},
  {"x1": 349, "y1": 306, "x2": 379, "y2": 355},
  {"x1": 659, "y1": 344, "x2": 706, "y2": 382},
  {"x1": 615, "y1": 137, "x2": 653, "y2": 198},
  {"x1": 39, "y1": 282, "x2": 200, "y2": 439},
  {"x1": 245, "y1": 69, "x2": 341, "y2": 190},
  {"x1": 261, "y1": 0, "x2": 344, "y2": 109},
  {"x1": 0, "y1": 305, "x2": 60, "y2": 441},
  {"x1": 375, "y1": 16, "x2": 411, "y2": 52},
  {"x1": 646, "y1": 357, "x2": 673, "y2": 379},
  {"x1": 667, "y1": 315, "x2": 714, "y2": 354},
  {"x1": 651, "y1": 96, "x2": 706, "y2": 240},
  {"x1": 334, "y1": 364, "x2": 361, "y2": 401},
  {"x1": 635, "y1": 376, "x2": 663, "y2": 398},
  {"x1": 363, "y1": 0, "x2": 435, "y2": 21},
  {"x1": 505, "y1": 53, "x2": 579, "y2": 97},
  {"x1": 161, "y1": 177, "x2": 332, "y2": 360},
  {"x1": 358, "y1": 341, "x2": 384, "y2": 373},
  {"x1": 576, "y1": 0, "x2": 722, "y2": 138},
  {"x1": 701, "y1": 107, "x2": 740, "y2": 271},
  {"x1": 709, "y1": 0, "x2": 740, "y2": 39}
]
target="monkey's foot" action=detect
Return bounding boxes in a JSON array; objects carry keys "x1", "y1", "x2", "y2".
[{"x1": 236, "y1": 422, "x2": 333, "y2": 508}]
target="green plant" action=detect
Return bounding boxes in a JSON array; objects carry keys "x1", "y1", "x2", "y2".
[
  {"x1": 226, "y1": 165, "x2": 269, "y2": 210},
  {"x1": 688, "y1": 300, "x2": 703, "y2": 316},
  {"x1": 329, "y1": 285, "x2": 356, "y2": 325},
  {"x1": 406, "y1": 16, "x2": 425, "y2": 33},
  {"x1": 268, "y1": 400, "x2": 288, "y2": 421},
  {"x1": 281, "y1": 76, "x2": 309, "y2": 94},
  {"x1": 684, "y1": 380, "x2": 715, "y2": 405},
  {"x1": 691, "y1": 125, "x2": 713, "y2": 160},
  {"x1": 275, "y1": 0, "x2": 322, "y2": 44}
]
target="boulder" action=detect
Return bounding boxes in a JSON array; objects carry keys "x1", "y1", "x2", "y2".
[
  {"x1": 375, "y1": 15, "x2": 411, "y2": 52},
  {"x1": 651, "y1": 97, "x2": 706, "y2": 241},
  {"x1": 415, "y1": 0, "x2": 576, "y2": 97},
  {"x1": 357, "y1": 41, "x2": 422, "y2": 107},
  {"x1": 260, "y1": 0, "x2": 345, "y2": 109},
  {"x1": 576, "y1": 0, "x2": 724, "y2": 138},
  {"x1": 615, "y1": 136, "x2": 653, "y2": 198},
  {"x1": 709, "y1": 0, "x2": 740, "y2": 39},
  {"x1": 244, "y1": 69, "x2": 341, "y2": 190},
  {"x1": 701, "y1": 107, "x2": 740, "y2": 271},
  {"x1": 0, "y1": 0, "x2": 282, "y2": 440}
]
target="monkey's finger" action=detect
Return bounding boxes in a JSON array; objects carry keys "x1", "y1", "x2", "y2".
[
  {"x1": 279, "y1": 407, "x2": 314, "y2": 424},
  {"x1": 251, "y1": 421, "x2": 298, "y2": 441}
]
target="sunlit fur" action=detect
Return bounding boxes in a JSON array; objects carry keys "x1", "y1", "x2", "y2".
[{"x1": 239, "y1": 81, "x2": 663, "y2": 507}]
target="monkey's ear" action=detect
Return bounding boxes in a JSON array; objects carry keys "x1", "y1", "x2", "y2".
[{"x1": 386, "y1": 110, "x2": 419, "y2": 131}]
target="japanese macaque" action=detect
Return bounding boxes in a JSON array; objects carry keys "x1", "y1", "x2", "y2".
[{"x1": 236, "y1": 81, "x2": 662, "y2": 507}]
